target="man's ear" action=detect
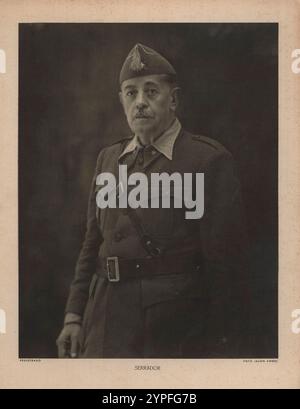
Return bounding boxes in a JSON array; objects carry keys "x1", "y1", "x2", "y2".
[{"x1": 170, "y1": 87, "x2": 180, "y2": 112}]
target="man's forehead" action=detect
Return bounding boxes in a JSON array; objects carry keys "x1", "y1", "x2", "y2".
[{"x1": 121, "y1": 75, "x2": 167, "y2": 90}]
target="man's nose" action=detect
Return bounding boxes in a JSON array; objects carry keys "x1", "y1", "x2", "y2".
[{"x1": 135, "y1": 91, "x2": 148, "y2": 109}]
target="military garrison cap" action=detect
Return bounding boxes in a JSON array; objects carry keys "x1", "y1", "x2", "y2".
[{"x1": 119, "y1": 43, "x2": 177, "y2": 84}]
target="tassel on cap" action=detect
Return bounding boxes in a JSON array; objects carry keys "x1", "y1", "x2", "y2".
[{"x1": 129, "y1": 44, "x2": 146, "y2": 71}]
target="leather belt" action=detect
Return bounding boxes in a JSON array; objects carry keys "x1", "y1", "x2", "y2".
[{"x1": 96, "y1": 252, "x2": 202, "y2": 283}]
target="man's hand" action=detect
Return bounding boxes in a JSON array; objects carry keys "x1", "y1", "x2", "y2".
[
  {"x1": 56, "y1": 323, "x2": 81, "y2": 358},
  {"x1": 57, "y1": 312, "x2": 82, "y2": 358}
]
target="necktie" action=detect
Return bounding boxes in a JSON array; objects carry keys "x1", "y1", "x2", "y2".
[{"x1": 136, "y1": 145, "x2": 145, "y2": 167}]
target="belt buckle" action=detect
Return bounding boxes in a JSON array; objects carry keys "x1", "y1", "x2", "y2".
[{"x1": 106, "y1": 256, "x2": 120, "y2": 282}]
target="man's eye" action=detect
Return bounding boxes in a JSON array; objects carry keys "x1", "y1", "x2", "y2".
[
  {"x1": 126, "y1": 90, "x2": 136, "y2": 97},
  {"x1": 147, "y1": 89, "x2": 158, "y2": 96}
]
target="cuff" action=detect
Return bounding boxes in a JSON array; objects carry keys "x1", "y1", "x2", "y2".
[{"x1": 64, "y1": 312, "x2": 82, "y2": 326}]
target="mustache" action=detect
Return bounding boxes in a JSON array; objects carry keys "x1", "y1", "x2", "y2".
[{"x1": 134, "y1": 112, "x2": 153, "y2": 119}]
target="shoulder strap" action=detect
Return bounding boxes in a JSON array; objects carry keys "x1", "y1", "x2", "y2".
[{"x1": 125, "y1": 207, "x2": 162, "y2": 257}]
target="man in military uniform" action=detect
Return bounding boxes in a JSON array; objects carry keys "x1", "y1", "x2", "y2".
[{"x1": 57, "y1": 43, "x2": 248, "y2": 358}]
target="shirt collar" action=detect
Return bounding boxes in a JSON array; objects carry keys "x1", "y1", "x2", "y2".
[{"x1": 119, "y1": 117, "x2": 182, "y2": 161}]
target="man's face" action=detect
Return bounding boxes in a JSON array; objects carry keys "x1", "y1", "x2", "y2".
[{"x1": 119, "y1": 75, "x2": 178, "y2": 143}]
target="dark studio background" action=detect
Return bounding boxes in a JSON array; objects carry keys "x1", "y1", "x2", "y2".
[{"x1": 19, "y1": 23, "x2": 278, "y2": 358}]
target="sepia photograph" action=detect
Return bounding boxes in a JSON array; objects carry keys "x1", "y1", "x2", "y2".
[{"x1": 18, "y1": 23, "x2": 278, "y2": 359}]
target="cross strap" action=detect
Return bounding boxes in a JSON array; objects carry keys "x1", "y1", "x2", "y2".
[{"x1": 124, "y1": 206, "x2": 162, "y2": 257}]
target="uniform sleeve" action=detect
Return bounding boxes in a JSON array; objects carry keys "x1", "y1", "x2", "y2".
[
  {"x1": 198, "y1": 149, "x2": 250, "y2": 357},
  {"x1": 64, "y1": 151, "x2": 104, "y2": 316}
]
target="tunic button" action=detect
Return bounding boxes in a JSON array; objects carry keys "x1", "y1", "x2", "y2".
[{"x1": 136, "y1": 264, "x2": 140, "y2": 269}]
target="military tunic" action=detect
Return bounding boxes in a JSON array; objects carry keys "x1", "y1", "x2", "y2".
[{"x1": 65, "y1": 125, "x2": 248, "y2": 358}]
